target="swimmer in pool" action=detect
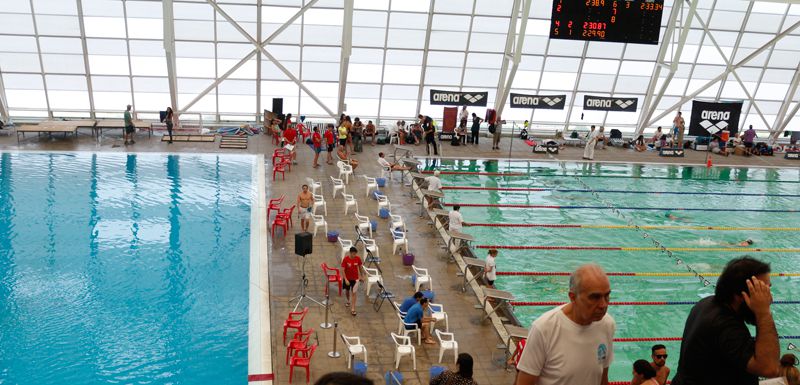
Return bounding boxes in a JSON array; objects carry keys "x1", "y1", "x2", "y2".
[
  {"x1": 724, "y1": 239, "x2": 754, "y2": 247},
  {"x1": 664, "y1": 211, "x2": 690, "y2": 222}
]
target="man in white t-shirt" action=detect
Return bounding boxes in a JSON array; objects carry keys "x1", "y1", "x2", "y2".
[
  {"x1": 485, "y1": 249, "x2": 498, "y2": 288},
  {"x1": 423, "y1": 171, "x2": 443, "y2": 210},
  {"x1": 515, "y1": 264, "x2": 616, "y2": 385},
  {"x1": 448, "y1": 204, "x2": 465, "y2": 232}
]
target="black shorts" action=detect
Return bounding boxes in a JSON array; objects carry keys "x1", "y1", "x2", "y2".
[
  {"x1": 339, "y1": 138, "x2": 347, "y2": 146},
  {"x1": 342, "y1": 280, "x2": 356, "y2": 291},
  {"x1": 744, "y1": 142, "x2": 754, "y2": 148},
  {"x1": 405, "y1": 321, "x2": 422, "y2": 330},
  {"x1": 327, "y1": 144, "x2": 335, "y2": 152},
  {"x1": 125, "y1": 125, "x2": 135, "y2": 134},
  {"x1": 487, "y1": 280, "x2": 495, "y2": 286}
]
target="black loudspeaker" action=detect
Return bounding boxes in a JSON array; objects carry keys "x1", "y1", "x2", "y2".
[
  {"x1": 295, "y1": 232, "x2": 312, "y2": 256},
  {"x1": 272, "y1": 98, "x2": 284, "y2": 116}
]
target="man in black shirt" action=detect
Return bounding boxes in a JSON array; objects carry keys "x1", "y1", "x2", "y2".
[
  {"x1": 418, "y1": 114, "x2": 438, "y2": 156},
  {"x1": 671, "y1": 256, "x2": 780, "y2": 385}
]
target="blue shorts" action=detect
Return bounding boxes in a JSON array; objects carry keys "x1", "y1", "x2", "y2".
[{"x1": 314, "y1": 147, "x2": 322, "y2": 154}]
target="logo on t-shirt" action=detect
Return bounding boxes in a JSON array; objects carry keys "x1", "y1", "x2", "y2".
[{"x1": 597, "y1": 344, "x2": 607, "y2": 365}]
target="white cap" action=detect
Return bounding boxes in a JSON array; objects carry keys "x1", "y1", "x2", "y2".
[{"x1": 434, "y1": 171, "x2": 440, "y2": 176}]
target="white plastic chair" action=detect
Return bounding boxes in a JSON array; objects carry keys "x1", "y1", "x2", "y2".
[
  {"x1": 393, "y1": 301, "x2": 407, "y2": 317},
  {"x1": 389, "y1": 214, "x2": 406, "y2": 233},
  {"x1": 311, "y1": 214, "x2": 328, "y2": 238},
  {"x1": 412, "y1": 265, "x2": 432, "y2": 292},
  {"x1": 312, "y1": 193, "x2": 327, "y2": 215},
  {"x1": 389, "y1": 131, "x2": 399, "y2": 145},
  {"x1": 362, "y1": 266, "x2": 382, "y2": 297},
  {"x1": 379, "y1": 161, "x2": 392, "y2": 180},
  {"x1": 391, "y1": 333, "x2": 416, "y2": 370},
  {"x1": 395, "y1": 312, "x2": 421, "y2": 345},
  {"x1": 435, "y1": 330, "x2": 458, "y2": 364},
  {"x1": 343, "y1": 194, "x2": 358, "y2": 215},
  {"x1": 306, "y1": 177, "x2": 322, "y2": 196},
  {"x1": 377, "y1": 195, "x2": 391, "y2": 214},
  {"x1": 362, "y1": 175, "x2": 378, "y2": 198},
  {"x1": 330, "y1": 176, "x2": 346, "y2": 199},
  {"x1": 341, "y1": 334, "x2": 367, "y2": 369},
  {"x1": 354, "y1": 213, "x2": 372, "y2": 238},
  {"x1": 429, "y1": 303, "x2": 449, "y2": 333},
  {"x1": 339, "y1": 238, "x2": 354, "y2": 261},
  {"x1": 392, "y1": 230, "x2": 409, "y2": 255},
  {"x1": 337, "y1": 161, "x2": 353, "y2": 184},
  {"x1": 362, "y1": 238, "x2": 380, "y2": 261}
]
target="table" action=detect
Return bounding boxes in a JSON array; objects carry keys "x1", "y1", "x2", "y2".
[
  {"x1": 460, "y1": 257, "x2": 486, "y2": 292},
  {"x1": 481, "y1": 288, "x2": 515, "y2": 322},
  {"x1": 503, "y1": 325, "x2": 530, "y2": 368},
  {"x1": 94, "y1": 119, "x2": 153, "y2": 138},
  {"x1": 448, "y1": 230, "x2": 474, "y2": 257},
  {"x1": 420, "y1": 189, "x2": 444, "y2": 216},
  {"x1": 399, "y1": 157, "x2": 421, "y2": 181},
  {"x1": 431, "y1": 208, "x2": 450, "y2": 228},
  {"x1": 16, "y1": 121, "x2": 92, "y2": 143},
  {"x1": 408, "y1": 172, "x2": 427, "y2": 197},
  {"x1": 392, "y1": 144, "x2": 415, "y2": 161}
]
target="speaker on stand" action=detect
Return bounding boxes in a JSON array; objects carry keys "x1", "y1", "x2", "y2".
[
  {"x1": 272, "y1": 98, "x2": 284, "y2": 116},
  {"x1": 289, "y1": 232, "x2": 324, "y2": 311}
]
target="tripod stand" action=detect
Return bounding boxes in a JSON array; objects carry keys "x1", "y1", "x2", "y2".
[{"x1": 289, "y1": 252, "x2": 325, "y2": 312}]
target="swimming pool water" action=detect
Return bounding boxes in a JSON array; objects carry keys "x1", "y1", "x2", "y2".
[
  {"x1": 0, "y1": 152, "x2": 254, "y2": 385},
  {"x1": 426, "y1": 159, "x2": 800, "y2": 382}
]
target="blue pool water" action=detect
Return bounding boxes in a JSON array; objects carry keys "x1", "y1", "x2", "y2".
[{"x1": 0, "y1": 152, "x2": 255, "y2": 385}]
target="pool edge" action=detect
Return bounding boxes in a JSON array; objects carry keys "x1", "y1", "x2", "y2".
[{"x1": 248, "y1": 154, "x2": 273, "y2": 384}]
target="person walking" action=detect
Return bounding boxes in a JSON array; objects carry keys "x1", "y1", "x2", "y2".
[
  {"x1": 419, "y1": 114, "x2": 439, "y2": 156},
  {"x1": 311, "y1": 126, "x2": 322, "y2": 168},
  {"x1": 583, "y1": 125, "x2": 601, "y2": 160},
  {"x1": 324, "y1": 123, "x2": 336, "y2": 165},
  {"x1": 123, "y1": 104, "x2": 135, "y2": 145},
  {"x1": 492, "y1": 116, "x2": 504, "y2": 150},
  {"x1": 515, "y1": 264, "x2": 615, "y2": 385},
  {"x1": 671, "y1": 256, "x2": 780, "y2": 385},
  {"x1": 164, "y1": 107, "x2": 174, "y2": 144},
  {"x1": 485, "y1": 249, "x2": 498, "y2": 289},
  {"x1": 296, "y1": 184, "x2": 313, "y2": 232},
  {"x1": 470, "y1": 113, "x2": 482, "y2": 145},
  {"x1": 341, "y1": 247, "x2": 363, "y2": 316}
]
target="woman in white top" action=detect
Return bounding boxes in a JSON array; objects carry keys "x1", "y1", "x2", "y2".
[{"x1": 632, "y1": 359, "x2": 659, "y2": 385}]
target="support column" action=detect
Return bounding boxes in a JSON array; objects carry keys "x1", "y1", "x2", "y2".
[
  {"x1": 336, "y1": 0, "x2": 354, "y2": 116},
  {"x1": 0, "y1": 69, "x2": 9, "y2": 122},
  {"x1": 769, "y1": 63, "x2": 800, "y2": 144},
  {"x1": 76, "y1": 0, "x2": 96, "y2": 119},
  {"x1": 163, "y1": 0, "x2": 179, "y2": 126},
  {"x1": 415, "y1": 0, "x2": 436, "y2": 117},
  {"x1": 495, "y1": 0, "x2": 532, "y2": 119}
]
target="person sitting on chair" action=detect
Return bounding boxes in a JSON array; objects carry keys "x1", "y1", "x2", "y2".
[
  {"x1": 378, "y1": 152, "x2": 410, "y2": 172},
  {"x1": 634, "y1": 135, "x2": 647, "y2": 152},
  {"x1": 365, "y1": 120, "x2": 376, "y2": 145},
  {"x1": 336, "y1": 145, "x2": 359, "y2": 170}
]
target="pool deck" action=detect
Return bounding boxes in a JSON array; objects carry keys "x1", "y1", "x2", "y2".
[{"x1": 2, "y1": 129, "x2": 798, "y2": 385}]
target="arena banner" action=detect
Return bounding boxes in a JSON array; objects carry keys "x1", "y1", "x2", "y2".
[
  {"x1": 429, "y1": 89, "x2": 489, "y2": 107},
  {"x1": 688, "y1": 100, "x2": 743, "y2": 137},
  {"x1": 509, "y1": 93, "x2": 566, "y2": 109},
  {"x1": 583, "y1": 95, "x2": 638, "y2": 112}
]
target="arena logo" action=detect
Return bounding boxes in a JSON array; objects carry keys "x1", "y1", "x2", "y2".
[
  {"x1": 432, "y1": 92, "x2": 461, "y2": 103},
  {"x1": 586, "y1": 98, "x2": 612, "y2": 108},
  {"x1": 512, "y1": 95, "x2": 542, "y2": 106},
  {"x1": 584, "y1": 95, "x2": 638, "y2": 112},
  {"x1": 463, "y1": 93, "x2": 484, "y2": 104},
  {"x1": 509, "y1": 93, "x2": 566, "y2": 109},
  {"x1": 699, "y1": 110, "x2": 731, "y2": 135},
  {"x1": 430, "y1": 89, "x2": 488, "y2": 106}
]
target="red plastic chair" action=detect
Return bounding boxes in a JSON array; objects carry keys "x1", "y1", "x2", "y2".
[
  {"x1": 283, "y1": 307, "x2": 309, "y2": 345},
  {"x1": 271, "y1": 216, "x2": 289, "y2": 238},
  {"x1": 267, "y1": 195, "x2": 285, "y2": 220},
  {"x1": 321, "y1": 263, "x2": 342, "y2": 297},
  {"x1": 273, "y1": 161, "x2": 288, "y2": 181},
  {"x1": 512, "y1": 338, "x2": 526, "y2": 366},
  {"x1": 289, "y1": 343, "x2": 318, "y2": 383},
  {"x1": 285, "y1": 328, "x2": 314, "y2": 364},
  {"x1": 272, "y1": 148, "x2": 287, "y2": 164},
  {"x1": 297, "y1": 123, "x2": 310, "y2": 141},
  {"x1": 277, "y1": 204, "x2": 296, "y2": 228}
]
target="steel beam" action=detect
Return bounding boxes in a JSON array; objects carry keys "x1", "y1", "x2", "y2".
[
  {"x1": 495, "y1": 0, "x2": 532, "y2": 118},
  {"x1": 256, "y1": 0, "x2": 262, "y2": 122},
  {"x1": 376, "y1": 0, "x2": 395, "y2": 125},
  {"x1": 28, "y1": 0, "x2": 52, "y2": 118},
  {"x1": 415, "y1": 0, "x2": 436, "y2": 117},
  {"x1": 163, "y1": 0, "x2": 180, "y2": 126},
  {"x1": 493, "y1": 0, "x2": 522, "y2": 114},
  {"x1": 769, "y1": 63, "x2": 800, "y2": 144},
  {"x1": 775, "y1": 102, "x2": 800, "y2": 137},
  {"x1": 76, "y1": 0, "x2": 96, "y2": 119},
  {"x1": 635, "y1": 0, "x2": 694, "y2": 137},
  {"x1": 457, "y1": 0, "x2": 478, "y2": 93},
  {"x1": 182, "y1": 0, "x2": 321, "y2": 113},
  {"x1": 714, "y1": 1, "x2": 753, "y2": 102},
  {"x1": 122, "y1": 0, "x2": 136, "y2": 118},
  {"x1": 562, "y1": 42, "x2": 589, "y2": 131},
  {"x1": 645, "y1": 19, "x2": 800, "y2": 127},
  {"x1": 337, "y1": 0, "x2": 354, "y2": 116},
  {"x1": 0, "y1": 68, "x2": 9, "y2": 122}
]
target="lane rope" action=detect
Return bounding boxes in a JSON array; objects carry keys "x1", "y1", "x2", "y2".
[
  {"x1": 420, "y1": 170, "x2": 525, "y2": 176},
  {"x1": 510, "y1": 300, "x2": 800, "y2": 306},
  {"x1": 424, "y1": 169, "x2": 800, "y2": 184},
  {"x1": 445, "y1": 203, "x2": 799, "y2": 213},
  {"x1": 612, "y1": 336, "x2": 800, "y2": 342},
  {"x1": 497, "y1": 271, "x2": 800, "y2": 277},
  {"x1": 475, "y1": 245, "x2": 800, "y2": 252},
  {"x1": 443, "y1": 185, "x2": 800, "y2": 198},
  {"x1": 464, "y1": 223, "x2": 800, "y2": 231}
]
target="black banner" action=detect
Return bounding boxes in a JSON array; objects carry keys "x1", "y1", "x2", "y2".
[
  {"x1": 583, "y1": 95, "x2": 638, "y2": 112},
  {"x1": 659, "y1": 147, "x2": 685, "y2": 157},
  {"x1": 688, "y1": 100, "x2": 743, "y2": 137},
  {"x1": 509, "y1": 93, "x2": 566, "y2": 109},
  {"x1": 429, "y1": 89, "x2": 488, "y2": 107}
]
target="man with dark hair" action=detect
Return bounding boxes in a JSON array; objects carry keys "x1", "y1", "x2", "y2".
[
  {"x1": 399, "y1": 291, "x2": 424, "y2": 313},
  {"x1": 649, "y1": 344, "x2": 670, "y2": 385},
  {"x1": 418, "y1": 114, "x2": 438, "y2": 156},
  {"x1": 314, "y1": 372, "x2": 374, "y2": 385},
  {"x1": 671, "y1": 256, "x2": 779, "y2": 385}
]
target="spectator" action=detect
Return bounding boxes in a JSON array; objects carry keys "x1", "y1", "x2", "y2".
[
  {"x1": 470, "y1": 113, "x2": 483, "y2": 145},
  {"x1": 648, "y1": 344, "x2": 671, "y2": 385},
  {"x1": 448, "y1": 204, "x2": 465, "y2": 233},
  {"x1": 341, "y1": 247, "x2": 363, "y2": 316},
  {"x1": 430, "y1": 353, "x2": 477, "y2": 385},
  {"x1": 337, "y1": 120, "x2": 349, "y2": 157},
  {"x1": 399, "y1": 291, "x2": 423, "y2": 313},
  {"x1": 336, "y1": 145, "x2": 359, "y2": 170},
  {"x1": 315, "y1": 372, "x2": 374, "y2": 385},
  {"x1": 282, "y1": 113, "x2": 293, "y2": 131},
  {"x1": 459, "y1": 106, "x2": 469, "y2": 130},
  {"x1": 404, "y1": 297, "x2": 436, "y2": 344},
  {"x1": 632, "y1": 359, "x2": 659, "y2": 385},
  {"x1": 343, "y1": 115, "x2": 354, "y2": 152},
  {"x1": 634, "y1": 135, "x2": 647, "y2": 152},
  {"x1": 672, "y1": 111, "x2": 685, "y2": 146},
  {"x1": 710, "y1": 135, "x2": 729, "y2": 156},
  {"x1": 515, "y1": 264, "x2": 615, "y2": 385},
  {"x1": 123, "y1": 104, "x2": 135, "y2": 145},
  {"x1": 743, "y1": 125, "x2": 758, "y2": 155},
  {"x1": 378, "y1": 152, "x2": 410, "y2": 172},
  {"x1": 411, "y1": 123, "x2": 423, "y2": 145},
  {"x1": 485, "y1": 249, "x2": 498, "y2": 289},
  {"x1": 671, "y1": 256, "x2": 780, "y2": 385},
  {"x1": 583, "y1": 125, "x2": 601, "y2": 160},
  {"x1": 324, "y1": 123, "x2": 336, "y2": 165},
  {"x1": 283, "y1": 123, "x2": 298, "y2": 164},
  {"x1": 419, "y1": 114, "x2": 439, "y2": 156},
  {"x1": 311, "y1": 127, "x2": 322, "y2": 168},
  {"x1": 770, "y1": 354, "x2": 800, "y2": 385},
  {"x1": 651, "y1": 127, "x2": 663, "y2": 146},
  {"x1": 296, "y1": 184, "x2": 314, "y2": 232},
  {"x1": 164, "y1": 106, "x2": 174, "y2": 144},
  {"x1": 365, "y1": 120, "x2": 376, "y2": 145},
  {"x1": 396, "y1": 120, "x2": 409, "y2": 144},
  {"x1": 352, "y1": 117, "x2": 364, "y2": 152},
  {"x1": 492, "y1": 116, "x2": 504, "y2": 150}
]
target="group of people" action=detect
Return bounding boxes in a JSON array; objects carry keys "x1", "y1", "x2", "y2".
[{"x1": 513, "y1": 257, "x2": 797, "y2": 385}]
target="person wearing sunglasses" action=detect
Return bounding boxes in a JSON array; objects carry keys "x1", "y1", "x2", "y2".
[{"x1": 650, "y1": 345, "x2": 671, "y2": 385}]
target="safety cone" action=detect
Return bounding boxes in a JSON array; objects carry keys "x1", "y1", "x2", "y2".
[{"x1": 706, "y1": 157, "x2": 713, "y2": 168}]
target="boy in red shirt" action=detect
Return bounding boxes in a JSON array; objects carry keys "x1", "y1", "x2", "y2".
[
  {"x1": 283, "y1": 124, "x2": 298, "y2": 164},
  {"x1": 311, "y1": 127, "x2": 322, "y2": 168},
  {"x1": 324, "y1": 123, "x2": 336, "y2": 165},
  {"x1": 341, "y1": 246, "x2": 363, "y2": 316}
]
